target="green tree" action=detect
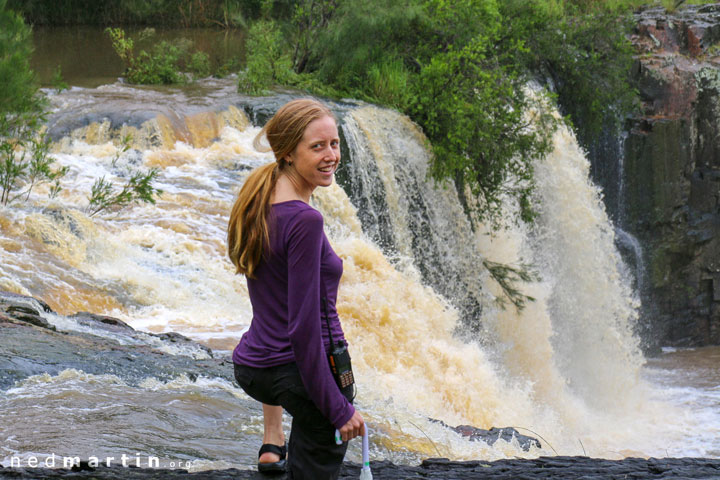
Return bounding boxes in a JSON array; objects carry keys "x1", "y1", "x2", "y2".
[
  {"x1": 509, "y1": 0, "x2": 640, "y2": 147},
  {"x1": 237, "y1": 20, "x2": 292, "y2": 94},
  {"x1": 0, "y1": 0, "x2": 66, "y2": 205},
  {"x1": 239, "y1": 0, "x2": 646, "y2": 227}
]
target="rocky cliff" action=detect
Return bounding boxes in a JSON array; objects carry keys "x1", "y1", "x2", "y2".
[{"x1": 612, "y1": 4, "x2": 720, "y2": 348}]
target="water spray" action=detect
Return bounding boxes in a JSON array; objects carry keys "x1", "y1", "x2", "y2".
[{"x1": 335, "y1": 427, "x2": 372, "y2": 479}]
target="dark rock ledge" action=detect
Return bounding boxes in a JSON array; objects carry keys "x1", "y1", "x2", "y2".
[
  {"x1": 2, "y1": 457, "x2": 720, "y2": 480},
  {"x1": 2, "y1": 291, "x2": 720, "y2": 479},
  {"x1": 0, "y1": 291, "x2": 231, "y2": 390}
]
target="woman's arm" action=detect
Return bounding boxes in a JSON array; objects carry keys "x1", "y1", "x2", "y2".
[{"x1": 286, "y1": 208, "x2": 355, "y2": 429}]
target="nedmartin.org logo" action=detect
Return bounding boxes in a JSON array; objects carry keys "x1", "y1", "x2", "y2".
[{"x1": 6, "y1": 453, "x2": 194, "y2": 469}]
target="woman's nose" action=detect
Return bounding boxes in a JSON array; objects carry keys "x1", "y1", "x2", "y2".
[{"x1": 325, "y1": 145, "x2": 339, "y2": 161}]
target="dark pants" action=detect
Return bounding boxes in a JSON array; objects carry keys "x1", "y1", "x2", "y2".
[{"x1": 234, "y1": 362, "x2": 351, "y2": 480}]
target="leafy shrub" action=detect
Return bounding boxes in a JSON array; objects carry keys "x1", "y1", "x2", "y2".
[
  {"x1": 237, "y1": 18, "x2": 326, "y2": 95},
  {"x1": 366, "y1": 59, "x2": 412, "y2": 109},
  {"x1": 187, "y1": 51, "x2": 211, "y2": 78},
  {"x1": 51, "y1": 65, "x2": 69, "y2": 93},
  {"x1": 106, "y1": 27, "x2": 214, "y2": 85},
  {"x1": 238, "y1": 20, "x2": 294, "y2": 94}
]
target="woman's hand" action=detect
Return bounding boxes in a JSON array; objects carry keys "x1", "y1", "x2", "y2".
[{"x1": 339, "y1": 410, "x2": 364, "y2": 442}]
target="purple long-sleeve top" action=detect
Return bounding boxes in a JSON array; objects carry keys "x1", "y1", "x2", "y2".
[{"x1": 232, "y1": 200, "x2": 355, "y2": 429}]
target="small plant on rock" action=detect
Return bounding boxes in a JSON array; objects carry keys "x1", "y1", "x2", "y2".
[{"x1": 86, "y1": 135, "x2": 163, "y2": 217}]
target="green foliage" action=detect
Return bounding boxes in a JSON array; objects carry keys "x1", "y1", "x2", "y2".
[
  {"x1": 287, "y1": 0, "x2": 337, "y2": 73},
  {"x1": 51, "y1": 66, "x2": 69, "y2": 93},
  {"x1": 241, "y1": 0, "x2": 643, "y2": 226},
  {"x1": 0, "y1": 0, "x2": 44, "y2": 133},
  {"x1": 483, "y1": 259, "x2": 538, "y2": 311},
  {"x1": 131, "y1": 41, "x2": 187, "y2": 84},
  {"x1": 0, "y1": 133, "x2": 68, "y2": 206},
  {"x1": 284, "y1": 0, "x2": 557, "y2": 224},
  {"x1": 86, "y1": 142, "x2": 163, "y2": 217},
  {"x1": 0, "y1": 0, "x2": 67, "y2": 206},
  {"x1": 105, "y1": 26, "x2": 136, "y2": 70},
  {"x1": 237, "y1": 19, "x2": 322, "y2": 95},
  {"x1": 311, "y1": 0, "x2": 429, "y2": 105},
  {"x1": 111, "y1": 134, "x2": 133, "y2": 168},
  {"x1": 106, "y1": 27, "x2": 215, "y2": 84},
  {"x1": 411, "y1": 47, "x2": 555, "y2": 225},
  {"x1": 366, "y1": 59, "x2": 412, "y2": 110},
  {"x1": 188, "y1": 51, "x2": 211, "y2": 78},
  {"x1": 86, "y1": 169, "x2": 161, "y2": 217},
  {"x1": 238, "y1": 20, "x2": 287, "y2": 94},
  {"x1": 516, "y1": 1, "x2": 640, "y2": 147},
  {"x1": 405, "y1": 1, "x2": 557, "y2": 224}
]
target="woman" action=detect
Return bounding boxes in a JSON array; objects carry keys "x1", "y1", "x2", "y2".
[{"x1": 228, "y1": 98, "x2": 364, "y2": 479}]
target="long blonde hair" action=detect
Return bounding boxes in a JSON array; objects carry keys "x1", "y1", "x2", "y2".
[{"x1": 227, "y1": 98, "x2": 334, "y2": 277}]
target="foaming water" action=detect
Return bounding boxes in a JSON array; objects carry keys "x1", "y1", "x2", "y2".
[
  {"x1": 1, "y1": 82, "x2": 718, "y2": 468},
  {"x1": 0, "y1": 369, "x2": 260, "y2": 470}
]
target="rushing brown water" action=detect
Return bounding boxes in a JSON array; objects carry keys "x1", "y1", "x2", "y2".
[{"x1": 647, "y1": 346, "x2": 720, "y2": 389}]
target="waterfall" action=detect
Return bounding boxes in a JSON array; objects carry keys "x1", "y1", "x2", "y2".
[
  {"x1": 0, "y1": 81, "x2": 711, "y2": 467},
  {"x1": 338, "y1": 107, "x2": 487, "y2": 324},
  {"x1": 332, "y1": 104, "x2": 659, "y2": 456}
]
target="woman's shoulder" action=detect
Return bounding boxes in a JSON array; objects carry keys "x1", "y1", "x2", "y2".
[{"x1": 273, "y1": 200, "x2": 323, "y2": 228}]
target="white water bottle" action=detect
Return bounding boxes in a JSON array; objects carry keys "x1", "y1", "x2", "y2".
[{"x1": 335, "y1": 427, "x2": 372, "y2": 479}]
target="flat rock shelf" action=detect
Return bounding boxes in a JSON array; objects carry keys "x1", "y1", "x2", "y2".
[{"x1": 2, "y1": 457, "x2": 720, "y2": 479}]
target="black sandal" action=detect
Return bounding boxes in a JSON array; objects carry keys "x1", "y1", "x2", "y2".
[{"x1": 257, "y1": 443, "x2": 287, "y2": 474}]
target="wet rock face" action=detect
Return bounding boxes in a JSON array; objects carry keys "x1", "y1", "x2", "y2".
[
  {"x1": 0, "y1": 291, "x2": 231, "y2": 390},
  {"x1": 623, "y1": 5, "x2": 720, "y2": 348}
]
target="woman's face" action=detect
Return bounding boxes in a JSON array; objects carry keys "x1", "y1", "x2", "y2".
[{"x1": 285, "y1": 115, "x2": 340, "y2": 196}]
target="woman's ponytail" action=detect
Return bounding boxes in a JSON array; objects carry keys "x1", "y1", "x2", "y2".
[{"x1": 227, "y1": 162, "x2": 277, "y2": 277}]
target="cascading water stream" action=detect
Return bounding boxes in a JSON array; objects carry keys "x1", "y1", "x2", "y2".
[
  {"x1": 614, "y1": 130, "x2": 646, "y2": 295},
  {"x1": 1, "y1": 80, "x2": 718, "y2": 469}
]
